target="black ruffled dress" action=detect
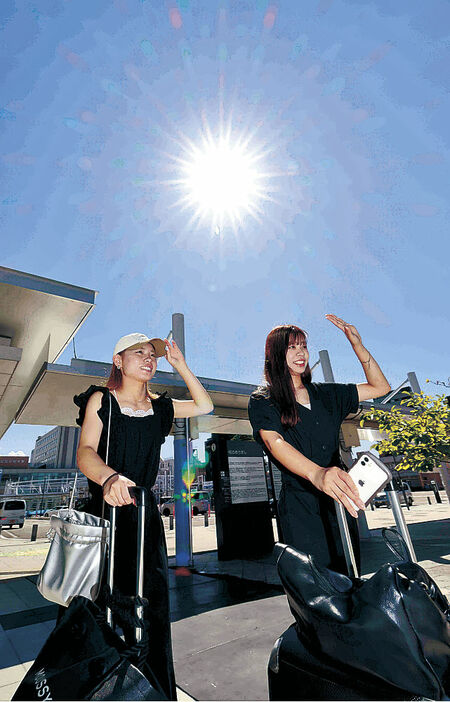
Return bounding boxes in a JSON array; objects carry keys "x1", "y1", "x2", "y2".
[{"x1": 73, "y1": 385, "x2": 176, "y2": 700}]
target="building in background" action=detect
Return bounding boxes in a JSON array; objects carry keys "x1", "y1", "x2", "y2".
[
  {"x1": 374, "y1": 453, "x2": 444, "y2": 490},
  {"x1": 153, "y1": 458, "x2": 174, "y2": 503},
  {"x1": 192, "y1": 449, "x2": 208, "y2": 489},
  {"x1": 0, "y1": 455, "x2": 29, "y2": 469},
  {"x1": 0, "y1": 466, "x2": 88, "y2": 513},
  {"x1": 152, "y1": 455, "x2": 212, "y2": 502},
  {"x1": 30, "y1": 426, "x2": 80, "y2": 469}
]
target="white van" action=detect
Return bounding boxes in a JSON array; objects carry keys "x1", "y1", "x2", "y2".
[{"x1": 0, "y1": 499, "x2": 26, "y2": 528}]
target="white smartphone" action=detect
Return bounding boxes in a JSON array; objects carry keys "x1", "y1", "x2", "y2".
[{"x1": 347, "y1": 452, "x2": 392, "y2": 509}]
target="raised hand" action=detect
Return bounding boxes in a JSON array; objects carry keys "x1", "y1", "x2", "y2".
[
  {"x1": 326, "y1": 314, "x2": 362, "y2": 349},
  {"x1": 163, "y1": 338, "x2": 187, "y2": 371}
]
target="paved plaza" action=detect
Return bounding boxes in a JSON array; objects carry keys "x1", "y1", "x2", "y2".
[{"x1": 0, "y1": 493, "x2": 449, "y2": 700}]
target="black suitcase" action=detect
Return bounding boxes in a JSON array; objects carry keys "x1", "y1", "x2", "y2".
[
  {"x1": 13, "y1": 486, "x2": 166, "y2": 701},
  {"x1": 263, "y1": 452, "x2": 431, "y2": 702},
  {"x1": 268, "y1": 623, "x2": 426, "y2": 701}
]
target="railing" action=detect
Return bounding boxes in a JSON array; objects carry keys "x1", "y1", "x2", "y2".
[{"x1": 2, "y1": 475, "x2": 88, "y2": 499}]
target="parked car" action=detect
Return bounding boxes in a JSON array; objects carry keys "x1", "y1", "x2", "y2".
[
  {"x1": 25, "y1": 509, "x2": 46, "y2": 517},
  {"x1": 0, "y1": 499, "x2": 26, "y2": 528},
  {"x1": 191, "y1": 491, "x2": 210, "y2": 515},
  {"x1": 374, "y1": 482, "x2": 413, "y2": 508},
  {"x1": 159, "y1": 491, "x2": 211, "y2": 517}
]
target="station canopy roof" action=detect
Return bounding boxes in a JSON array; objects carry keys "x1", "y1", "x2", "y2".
[
  {"x1": 0, "y1": 266, "x2": 97, "y2": 440},
  {"x1": 15, "y1": 354, "x2": 391, "y2": 446},
  {"x1": 2, "y1": 266, "x2": 407, "y2": 446},
  {"x1": 15, "y1": 356, "x2": 258, "y2": 436}
]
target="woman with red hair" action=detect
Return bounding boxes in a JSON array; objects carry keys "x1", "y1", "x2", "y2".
[
  {"x1": 248, "y1": 315, "x2": 390, "y2": 573},
  {"x1": 74, "y1": 333, "x2": 213, "y2": 700}
]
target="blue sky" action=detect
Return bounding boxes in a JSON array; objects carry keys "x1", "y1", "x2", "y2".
[{"x1": 1, "y1": 0, "x2": 449, "y2": 459}]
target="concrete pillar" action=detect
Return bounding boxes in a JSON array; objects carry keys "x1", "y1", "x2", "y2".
[
  {"x1": 407, "y1": 372, "x2": 421, "y2": 394},
  {"x1": 172, "y1": 314, "x2": 185, "y2": 379},
  {"x1": 319, "y1": 350, "x2": 335, "y2": 383}
]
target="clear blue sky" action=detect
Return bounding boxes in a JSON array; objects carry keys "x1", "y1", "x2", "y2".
[{"x1": 1, "y1": 0, "x2": 449, "y2": 459}]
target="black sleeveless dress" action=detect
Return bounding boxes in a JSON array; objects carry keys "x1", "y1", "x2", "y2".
[{"x1": 74, "y1": 385, "x2": 176, "y2": 700}]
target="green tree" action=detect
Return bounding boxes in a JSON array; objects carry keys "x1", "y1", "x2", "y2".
[{"x1": 360, "y1": 391, "x2": 450, "y2": 500}]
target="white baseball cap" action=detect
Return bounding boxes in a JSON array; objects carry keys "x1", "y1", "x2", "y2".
[{"x1": 113, "y1": 333, "x2": 166, "y2": 358}]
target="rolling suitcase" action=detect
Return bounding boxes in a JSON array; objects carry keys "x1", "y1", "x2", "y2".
[
  {"x1": 264, "y1": 453, "x2": 449, "y2": 701},
  {"x1": 13, "y1": 486, "x2": 167, "y2": 701},
  {"x1": 268, "y1": 622, "x2": 425, "y2": 701}
]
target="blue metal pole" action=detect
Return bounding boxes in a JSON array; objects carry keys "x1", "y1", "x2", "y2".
[
  {"x1": 171, "y1": 313, "x2": 193, "y2": 567},
  {"x1": 173, "y1": 418, "x2": 191, "y2": 566}
]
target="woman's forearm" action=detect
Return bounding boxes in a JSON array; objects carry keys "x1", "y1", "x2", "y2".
[
  {"x1": 77, "y1": 445, "x2": 116, "y2": 486},
  {"x1": 325, "y1": 316, "x2": 390, "y2": 397},
  {"x1": 264, "y1": 433, "x2": 323, "y2": 483},
  {"x1": 353, "y1": 344, "x2": 390, "y2": 393},
  {"x1": 176, "y1": 363, "x2": 213, "y2": 411},
  {"x1": 263, "y1": 433, "x2": 364, "y2": 514}
]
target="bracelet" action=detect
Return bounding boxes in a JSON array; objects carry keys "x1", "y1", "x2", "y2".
[
  {"x1": 361, "y1": 354, "x2": 371, "y2": 364},
  {"x1": 102, "y1": 472, "x2": 121, "y2": 491}
]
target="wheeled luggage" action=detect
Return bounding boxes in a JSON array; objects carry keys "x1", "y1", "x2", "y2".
[
  {"x1": 264, "y1": 453, "x2": 450, "y2": 701},
  {"x1": 268, "y1": 622, "x2": 425, "y2": 701},
  {"x1": 13, "y1": 487, "x2": 167, "y2": 701}
]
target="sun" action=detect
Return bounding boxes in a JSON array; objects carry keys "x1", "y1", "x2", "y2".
[
  {"x1": 172, "y1": 129, "x2": 271, "y2": 232},
  {"x1": 184, "y1": 139, "x2": 260, "y2": 218}
]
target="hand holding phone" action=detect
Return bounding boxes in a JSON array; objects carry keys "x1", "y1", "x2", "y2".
[{"x1": 346, "y1": 452, "x2": 392, "y2": 510}]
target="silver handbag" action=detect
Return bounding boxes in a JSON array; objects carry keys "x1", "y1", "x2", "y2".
[{"x1": 37, "y1": 393, "x2": 112, "y2": 607}]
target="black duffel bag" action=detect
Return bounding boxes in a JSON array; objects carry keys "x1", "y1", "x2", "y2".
[
  {"x1": 12, "y1": 595, "x2": 165, "y2": 701},
  {"x1": 13, "y1": 488, "x2": 167, "y2": 701},
  {"x1": 275, "y1": 539, "x2": 450, "y2": 701}
]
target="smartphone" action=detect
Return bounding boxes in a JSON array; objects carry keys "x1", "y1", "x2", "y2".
[{"x1": 347, "y1": 452, "x2": 392, "y2": 509}]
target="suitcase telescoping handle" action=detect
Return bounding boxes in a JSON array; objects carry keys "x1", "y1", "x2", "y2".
[
  {"x1": 106, "y1": 486, "x2": 147, "y2": 643},
  {"x1": 336, "y1": 471, "x2": 417, "y2": 579},
  {"x1": 335, "y1": 502, "x2": 359, "y2": 579},
  {"x1": 262, "y1": 450, "x2": 284, "y2": 543}
]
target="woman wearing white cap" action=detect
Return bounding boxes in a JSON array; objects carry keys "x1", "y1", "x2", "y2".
[{"x1": 74, "y1": 333, "x2": 213, "y2": 700}]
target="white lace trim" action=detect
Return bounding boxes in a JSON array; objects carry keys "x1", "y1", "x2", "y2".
[
  {"x1": 119, "y1": 406, "x2": 154, "y2": 417},
  {"x1": 112, "y1": 390, "x2": 154, "y2": 417}
]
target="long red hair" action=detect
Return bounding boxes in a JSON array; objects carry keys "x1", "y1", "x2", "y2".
[
  {"x1": 106, "y1": 353, "x2": 124, "y2": 390},
  {"x1": 105, "y1": 351, "x2": 152, "y2": 397},
  {"x1": 262, "y1": 324, "x2": 312, "y2": 428}
]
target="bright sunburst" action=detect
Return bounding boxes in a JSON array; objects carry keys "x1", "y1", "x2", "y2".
[
  {"x1": 169, "y1": 126, "x2": 273, "y2": 233},
  {"x1": 184, "y1": 138, "x2": 260, "y2": 218}
]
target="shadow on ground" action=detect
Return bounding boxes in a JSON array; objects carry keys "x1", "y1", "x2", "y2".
[
  {"x1": 169, "y1": 569, "x2": 283, "y2": 624},
  {"x1": 361, "y1": 517, "x2": 450, "y2": 574}
]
